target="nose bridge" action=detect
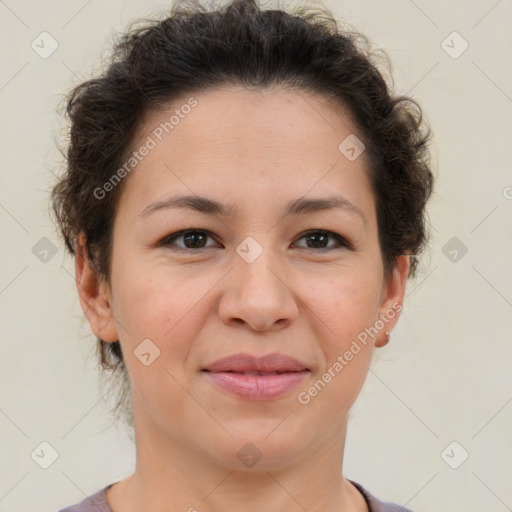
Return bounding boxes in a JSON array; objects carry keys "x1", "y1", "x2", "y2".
[
  {"x1": 234, "y1": 236, "x2": 284, "y2": 298},
  {"x1": 239, "y1": 243, "x2": 282, "y2": 291},
  {"x1": 218, "y1": 236, "x2": 298, "y2": 331}
]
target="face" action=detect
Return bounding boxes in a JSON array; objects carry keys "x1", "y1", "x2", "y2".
[{"x1": 77, "y1": 85, "x2": 409, "y2": 471}]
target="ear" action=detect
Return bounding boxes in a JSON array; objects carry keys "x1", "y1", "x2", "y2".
[
  {"x1": 75, "y1": 232, "x2": 119, "y2": 343},
  {"x1": 374, "y1": 255, "x2": 410, "y2": 348}
]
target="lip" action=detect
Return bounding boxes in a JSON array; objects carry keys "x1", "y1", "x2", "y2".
[
  {"x1": 202, "y1": 352, "x2": 309, "y2": 373},
  {"x1": 201, "y1": 352, "x2": 310, "y2": 400}
]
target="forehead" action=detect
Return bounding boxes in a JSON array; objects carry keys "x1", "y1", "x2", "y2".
[
  {"x1": 119, "y1": 85, "x2": 373, "y2": 218},
  {"x1": 138, "y1": 84, "x2": 359, "y2": 152}
]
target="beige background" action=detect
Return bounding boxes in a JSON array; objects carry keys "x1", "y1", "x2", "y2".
[{"x1": 1, "y1": 0, "x2": 511, "y2": 511}]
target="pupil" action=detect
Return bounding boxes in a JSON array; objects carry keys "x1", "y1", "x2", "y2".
[
  {"x1": 308, "y1": 233, "x2": 327, "y2": 248},
  {"x1": 185, "y1": 232, "x2": 206, "y2": 248}
]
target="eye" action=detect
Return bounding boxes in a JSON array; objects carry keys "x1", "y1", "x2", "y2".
[
  {"x1": 159, "y1": 228, "x2": 352, "y2": 252},
  {"x1": 161, "y1": 229, "x2": 219, "y2": 250},
  {"x1": 292, "y1": 230, "x2": 352, "y2": 251}
]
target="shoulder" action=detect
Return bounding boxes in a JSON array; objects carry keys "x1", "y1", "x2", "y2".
[
  {"x1": 56, "y1": 484, "x2": 113, "y2": 512},
  {"x1": 349, "y1": 480, "x2": 416, "y2": 512}
]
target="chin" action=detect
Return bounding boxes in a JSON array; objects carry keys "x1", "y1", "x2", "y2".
[{"x1": 199, "y1": 427, "x2": 309, "y2": 472}]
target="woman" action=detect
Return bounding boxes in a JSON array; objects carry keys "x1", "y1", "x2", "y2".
[{"x1": 51, "y1": 0, "x2": 433, "y2": 510}]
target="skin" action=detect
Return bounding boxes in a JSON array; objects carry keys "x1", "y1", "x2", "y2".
[{"x1": 76, "y1": 85, "x2": 409, "y2": 512}]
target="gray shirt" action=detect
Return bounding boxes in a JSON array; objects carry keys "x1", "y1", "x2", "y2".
[{"x1": 57, "y1": 480, "x2": 415, "y2": 511}]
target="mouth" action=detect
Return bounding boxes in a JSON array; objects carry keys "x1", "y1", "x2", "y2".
[
  {"x1": 200, "y1": 353, "x2": 310, "y2": 400},
  {"x1": 201, "y1": 370, "x2": 310, "y2": 400}
]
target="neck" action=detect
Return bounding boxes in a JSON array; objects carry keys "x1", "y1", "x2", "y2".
[{"x1": 108, "y1": 408, "x2": 367, "y2": 512}]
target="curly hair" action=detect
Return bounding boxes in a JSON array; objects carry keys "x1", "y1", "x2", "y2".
[{"x1": 50, "y1": 0, "x2": 434, "y2": 428}]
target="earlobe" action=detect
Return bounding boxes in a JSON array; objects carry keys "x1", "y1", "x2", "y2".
[
  {"x1": 375, "y1": 255, "x2": 410, "y2": 348},
  {"x1": 74, "y1": 233, "x2": 119, "y2": 343}
]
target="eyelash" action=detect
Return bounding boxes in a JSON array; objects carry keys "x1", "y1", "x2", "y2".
[{"x1": 160, "y1": 229, "x2": 353, "y2": 252}]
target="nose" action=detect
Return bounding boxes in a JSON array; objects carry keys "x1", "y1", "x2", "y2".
[{"x1": 218, "y1": 246, "x2": 299, "y2": 332}]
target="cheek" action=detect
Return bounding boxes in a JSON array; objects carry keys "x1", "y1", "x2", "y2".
[
  {"x1": 302, "y1": 278, "x2": 378, "y2": 409},
  {"x1": 301, "y1": 269, "x2": 383, "y2": 339},
  {"x1": 112, "y1": 261, "x2": 214, "y2": 360}
]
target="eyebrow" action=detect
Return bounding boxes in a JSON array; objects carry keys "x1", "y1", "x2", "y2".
[{"x1": 139, "y1": 193, "x2": 366, "y2": 225}]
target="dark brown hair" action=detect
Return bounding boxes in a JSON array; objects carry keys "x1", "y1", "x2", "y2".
[{"x1": 50, "y1": 0, "x2": 434, "y2": 427}]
